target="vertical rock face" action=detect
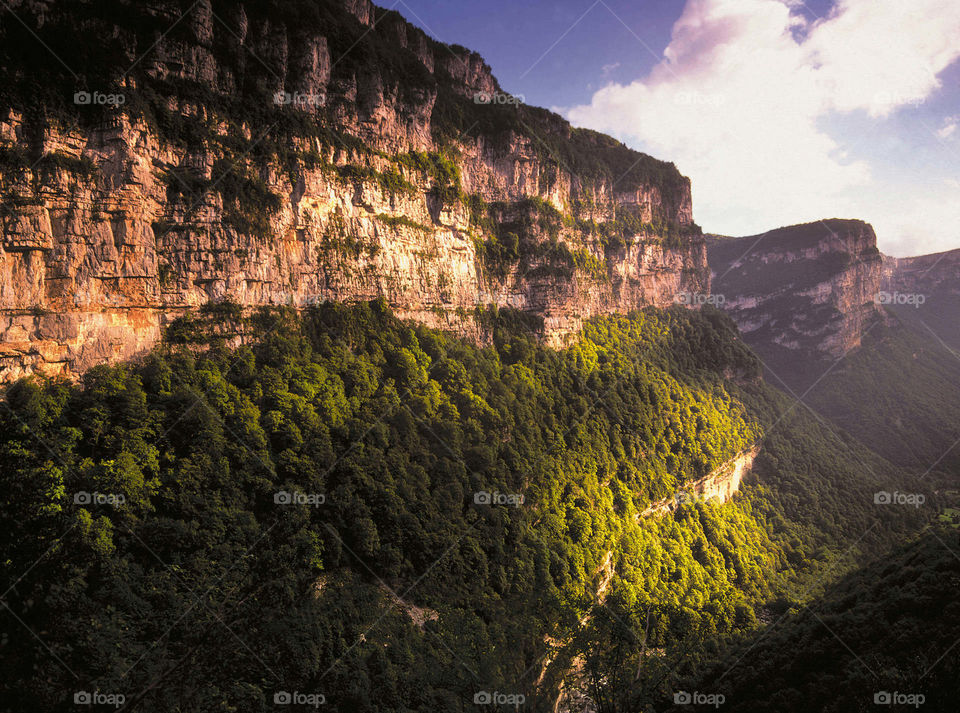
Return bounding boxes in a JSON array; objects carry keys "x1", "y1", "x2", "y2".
[
  {"x1": 707, "y1": 220, "x2": 885, "y2": 364},
  {"x1": 0, "y1": 0, "x2": 707, "y2": 381},
  {"x1": 880, "y1": 248, "x2": 960, "y2": 350},
  {"x1": 882, "y1": 248, "x2": 960, "y2": 295}
]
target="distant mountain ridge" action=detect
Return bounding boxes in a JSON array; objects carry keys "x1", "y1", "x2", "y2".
[
  {"x1": 707, "y1": 218, "x2": 960, "y2": 476},
  {"x1": 881, "y1": 247, "x2": 960, "y2": 350},
  {"x1": 708, "y1": 218, "x2": 960, "y2": 369},
  {"x1": 707, "y1": 219, "x2": 885, "y2": 368}
]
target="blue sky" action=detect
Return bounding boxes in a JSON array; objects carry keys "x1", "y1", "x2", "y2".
[
  {"x1": 394, "y1": 0, "x2": 960, "y2": 257},
  {"x1": 391, "y1": 0, "x2": 685, "y2": 109}
]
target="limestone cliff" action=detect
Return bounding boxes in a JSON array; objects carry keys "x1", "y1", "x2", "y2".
[
  {"x1": 882, "y1": 248, "x2": 960, "y2": 296},
  {"x1": 707, "y1": 220, "x2": 884, "y2": 367},
  {"x1": 0, "y1": 0, "x2": 707, "y2": 381},
  {"x1": 880, "y1": 247, "x2": 960, "y2": 350},
  {"x1": 640, "y1": 446, "x2": 759, "y2": 518}
]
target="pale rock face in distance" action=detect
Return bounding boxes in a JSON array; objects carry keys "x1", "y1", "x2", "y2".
[{"x1": 708, "y1": 219, "x2": 887, "y2": 361}]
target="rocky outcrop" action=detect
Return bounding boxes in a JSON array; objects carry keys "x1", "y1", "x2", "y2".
[
  {"x1": 640, "y1": 446, "x2": 759, "y2": 518},
  {"x1": 0, "y1": 0, "x2": 707, "y2": 381},
  {"x1": 708, "y1": 220, "x2": 884, "y2": 362}
]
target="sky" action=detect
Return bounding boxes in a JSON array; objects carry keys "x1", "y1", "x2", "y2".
[{"x1": 394, "y1": 0, "x2": 960, "y2": 257}]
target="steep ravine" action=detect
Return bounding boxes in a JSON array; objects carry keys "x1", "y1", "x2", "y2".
[
  {"x1": 542, "y1": 447, "x2": 760, "y2": 713},
  {"x1": 0, "y1": 0, "x2": 708, "y2": 382}
]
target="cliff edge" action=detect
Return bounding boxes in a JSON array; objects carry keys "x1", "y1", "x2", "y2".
[
  {"x1": 0, "y1": 0, "x2": 708, "y2": 380},
  {"x1": 707, "y1": 219, "x2": 884, "y2": 370}
]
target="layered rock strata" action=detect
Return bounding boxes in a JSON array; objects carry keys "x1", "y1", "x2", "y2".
[
  {"x1": 707, "y1": 220, "x2": 884, "y2": 360},
  {"x1": 0, "y1": 0, "x2": 707, "y2": 380}
]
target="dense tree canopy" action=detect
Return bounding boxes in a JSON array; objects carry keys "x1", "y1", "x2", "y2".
[{"x1": 0, "y1": 303, "x2": 927, "y2": 712}]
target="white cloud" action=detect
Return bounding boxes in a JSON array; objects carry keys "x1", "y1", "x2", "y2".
[
  {"x1": 565, "y1": 0, "x2": 960, "y2": 255},
  {"x1": 601, "y1": 62, "x2": 620, "y2": 77},
  {"x1": 864, "y1": 190, "x2": 960, "y2": 257},
  {"x1": 937, "y1": 117, "x2": 958, "y2": 140},
  {"x1": 806, "y1": 0, "x2": 958, "y2": 117}
]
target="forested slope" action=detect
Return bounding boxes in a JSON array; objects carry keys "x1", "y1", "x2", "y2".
[
  {"x1": 0, "y1": 304, "x2": 926, "y2": 711},
  {"x1": 686, "y1": 529, "x2": 960, "y2": 712},
  {"x1": 793, "y1": 316, "x2": 960, "y2": 479}
]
